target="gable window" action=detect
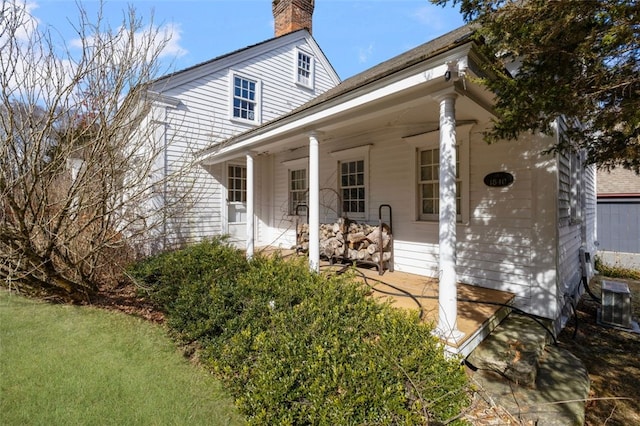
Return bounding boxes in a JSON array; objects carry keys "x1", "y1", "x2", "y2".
[
  {"x1": 228, "y1": 164, "x2": 247, "y2": 203},
  {"x1": 231, "y1": 73, "x2": 260, "y2": 123},
  {"x1": 289, "y1": 168, "x2": 308, "y2": 215},
  {"x1": 418, "y1": 147, "x2": 461, "y2": 221},
  {"x1": 295, "y1": 49, "x2": 314, "y2": 89}
]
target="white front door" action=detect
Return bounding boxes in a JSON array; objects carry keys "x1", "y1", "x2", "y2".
[{"x1": 227, "y1": 164, "x2": 247, "y2": 247}]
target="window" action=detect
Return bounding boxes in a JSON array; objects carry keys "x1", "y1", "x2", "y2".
[
  {"x1": 295, "y1": 49, "x2": 314, "y2": 88},
  {"x1": 404, "y1": 124, "x2": 471, "y2": 223},
  {"x1": 340, "y1": 160, "x2": 366, "y2": 215},
  {"x1": 570, "y1": 152, "x2": 582, "y2": 222},
  {"x1": 418, "y1": 147, "x2": 461, "y2": 221},
  {"x1": 228, "y1": 165, "x2": 246, "y2": 203},
  {"x1": 289, "y1": 168, "x2": 308, "y2": 215},
  {"x1": 231, "y1": 73, "x2": 260, "y2": 123},
  {"x1": 330, "y1": 145, "x2": 370, "y2": 220},
  {"x1": 558, "y1": 149, "x2": 583, "y2": 226}
]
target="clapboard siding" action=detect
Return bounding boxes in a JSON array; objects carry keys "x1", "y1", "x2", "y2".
[
  {"x1": 143, "y1": 31, "x2": 340, "y2": 245},
  {"x1": 264, "y1": 125, "x2": 572, "y2": 318}
]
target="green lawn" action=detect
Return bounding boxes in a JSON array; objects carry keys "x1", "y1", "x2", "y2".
[{"x1": 0, "y1": 290, "x2": 245, "y2": 425}]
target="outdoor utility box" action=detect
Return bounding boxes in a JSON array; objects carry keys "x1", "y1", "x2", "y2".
[{"x1": 600, "y1": 280, "x2": 632, "y2": 329}]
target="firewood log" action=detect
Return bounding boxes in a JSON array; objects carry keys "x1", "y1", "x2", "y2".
[{"x1": 371, "y1": 251, "x2": 392, "y2": 263}]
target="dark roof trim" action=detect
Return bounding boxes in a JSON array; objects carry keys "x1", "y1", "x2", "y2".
[{"x1": 152, "y1": 29, "x2": 311, "y2": 85}]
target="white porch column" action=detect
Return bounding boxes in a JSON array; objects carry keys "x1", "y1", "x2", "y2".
[
  {"x1": 308, "y1": 132, "x2": 320, "y2": 272},
  {"x1": 246, "y1": 152, "x2": 255, "y2": 260},
  {"x1": 436, "y1": 93, "x2": 464, "y2": 344}
]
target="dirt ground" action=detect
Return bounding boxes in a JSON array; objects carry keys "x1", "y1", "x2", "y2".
[{"x1": 557, "y1": 276, "x2": 640, "y2": 426}]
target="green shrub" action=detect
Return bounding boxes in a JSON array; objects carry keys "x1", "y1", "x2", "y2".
[
  {"x1": 130, "y1": 244, "x2": 470, "y2": 424},
  {"x1": 207, "y1": 256, "x2": 469, "y2": 425},
  {"x1": 128, "y1": 237, "x2": 249, "y2": 342}
]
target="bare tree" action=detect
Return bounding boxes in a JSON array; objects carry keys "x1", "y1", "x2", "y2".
[{"x1": 0, "y1": 1, "x2": 196, "y2": 301}]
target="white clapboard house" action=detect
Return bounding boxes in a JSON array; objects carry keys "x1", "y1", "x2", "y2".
[
  {"x1": 142, "y1": 0, "x2": 340, "y2": 248},
  {"x1": 198, "y1": 24, "x2": 597, "y2": 352}
]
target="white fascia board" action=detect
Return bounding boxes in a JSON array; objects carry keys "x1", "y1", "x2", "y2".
[
  {"x1": 152, "y1": 31, "x2": 311, "y2": 91},
  {"x1": 201, "y1": 45, "x2": 472, "y2": 165}
]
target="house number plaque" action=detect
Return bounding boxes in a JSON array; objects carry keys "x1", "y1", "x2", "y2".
[{"x1": 484, "y1": 172, "x2": 514, "y2": 187}]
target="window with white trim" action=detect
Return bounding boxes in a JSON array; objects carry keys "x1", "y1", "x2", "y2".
[
  {"x1": 418, "y1": 146, "x2": 461, "y2": 221},
  {"x1": 289, "y1": 168, "x2": 308, "y2": 215},
  {"x1": 231, "y1": 73, "x2": 260, "y2": 123},
  {"x1": 330, "y1": 145, "x2": 371, "y2": 220},
  {"x1": 404, "y1": 125, "x2": 471, "y2": 223},
  {"x1": 228, "y1": 164, "x2": 247, "y2": 203},
  {"x1": 295, "y1": 49, "x2": 314, "y2": 89},
  {"x1": 340, "y1": 159, "x2": 366, "y2": 215}
]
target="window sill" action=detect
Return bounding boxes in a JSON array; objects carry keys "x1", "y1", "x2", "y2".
[
  {"x1": 229, "y1": 116, "x2": 259, "y2": 126},
  {"x1": 295, "y1": 81, "x2": 314, "y2": 91}
]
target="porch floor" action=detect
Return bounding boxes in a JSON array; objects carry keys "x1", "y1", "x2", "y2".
[{"x1": 257, "y1": 247, "x2": 515, "y2": 356}]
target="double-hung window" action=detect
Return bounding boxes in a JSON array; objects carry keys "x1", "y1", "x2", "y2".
[
  {"x1": 330, "y1": 145, "x2": 370, "y2": 220},
  {"x1": 295, "y1": 48, "x2": 314, "y2": 89},
  {"x1": 340, "y1": 160, "x2": 365, "y2": 215},
  {"x1": 231, "y1": 73, "x2": 260, "y2": 123},
  {"x1": 289, "y1": 168, "x2": 308, "y2": 215},
  {"x1": 404, "y1": 125, "x2": 470, "y2": 223},
  {"x1": 418, "y1": 146, "x2": 461, "y2": 221}
]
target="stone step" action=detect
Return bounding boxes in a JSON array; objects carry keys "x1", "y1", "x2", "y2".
[
  {"x1": 466, "y1": 314, "x2": 590, "y2": 425},
  {"x1": 466, "y1": 314, "x2": 554, "y2": 386}
]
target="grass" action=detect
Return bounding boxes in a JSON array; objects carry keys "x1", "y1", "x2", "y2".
[{"x1": 0, "y1": 290, "x2": 245, "y2": 426}]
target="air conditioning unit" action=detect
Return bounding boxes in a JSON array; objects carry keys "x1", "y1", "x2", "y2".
[{"x1": 600, "y1": 280, "x2": 632, "y2": 329}]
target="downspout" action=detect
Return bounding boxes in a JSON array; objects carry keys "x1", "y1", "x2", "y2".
[{"x1": 163, "y1": 106, "x2": 169, "y2": 251}]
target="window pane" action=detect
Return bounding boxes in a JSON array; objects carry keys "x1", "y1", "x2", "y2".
[
  {"x1": 421, "y1": 150, "x2": 431, "y2": 164},
  {"x1": 421, "y1": 166, "x2": 431, "y2": 181},
  {"x1": 423, "y1": 200, "x2": 433, "y2": 214}
]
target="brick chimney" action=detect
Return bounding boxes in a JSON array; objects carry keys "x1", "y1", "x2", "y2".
[{"x1": 273, "y1": 0, "x2": 314, "y2": 37}]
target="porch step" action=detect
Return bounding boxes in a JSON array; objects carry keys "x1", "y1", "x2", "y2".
[
  {"x1": 466, "y1": 314, "x2": 553, "y2": 386},
  {"x1": 466, "y1": 314, "x2": 590, "y2": 425}
]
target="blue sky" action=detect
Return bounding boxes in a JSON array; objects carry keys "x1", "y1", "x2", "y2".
[{"x1": 27, "y1": 0, "x2": 465, "y2": 80}]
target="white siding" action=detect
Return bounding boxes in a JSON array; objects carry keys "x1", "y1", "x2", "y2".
[
  {"x1": 556, "y1": 150, "x2": 598, "y2": 330},
  {"x1": 144, "y1": 33, "x2": 339, "y2": 247},
  {"x1": 265, "y1": 125, "x2": 566, "y2": 319}
]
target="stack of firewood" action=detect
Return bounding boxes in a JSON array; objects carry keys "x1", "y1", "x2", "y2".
[{"x1": 295, "y1": 218, "x2": 391, "y2": 264}]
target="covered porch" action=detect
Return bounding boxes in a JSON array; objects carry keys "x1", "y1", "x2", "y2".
[
  {"x1": 344, "y1": 265, "x2": 515, "y2": 356},
  {"x1": 200, "y1": 26, "x2": 507, "y2": 351},
  {"x1": 259, "y1": 246, "x2": 515, "y2": 356}
]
